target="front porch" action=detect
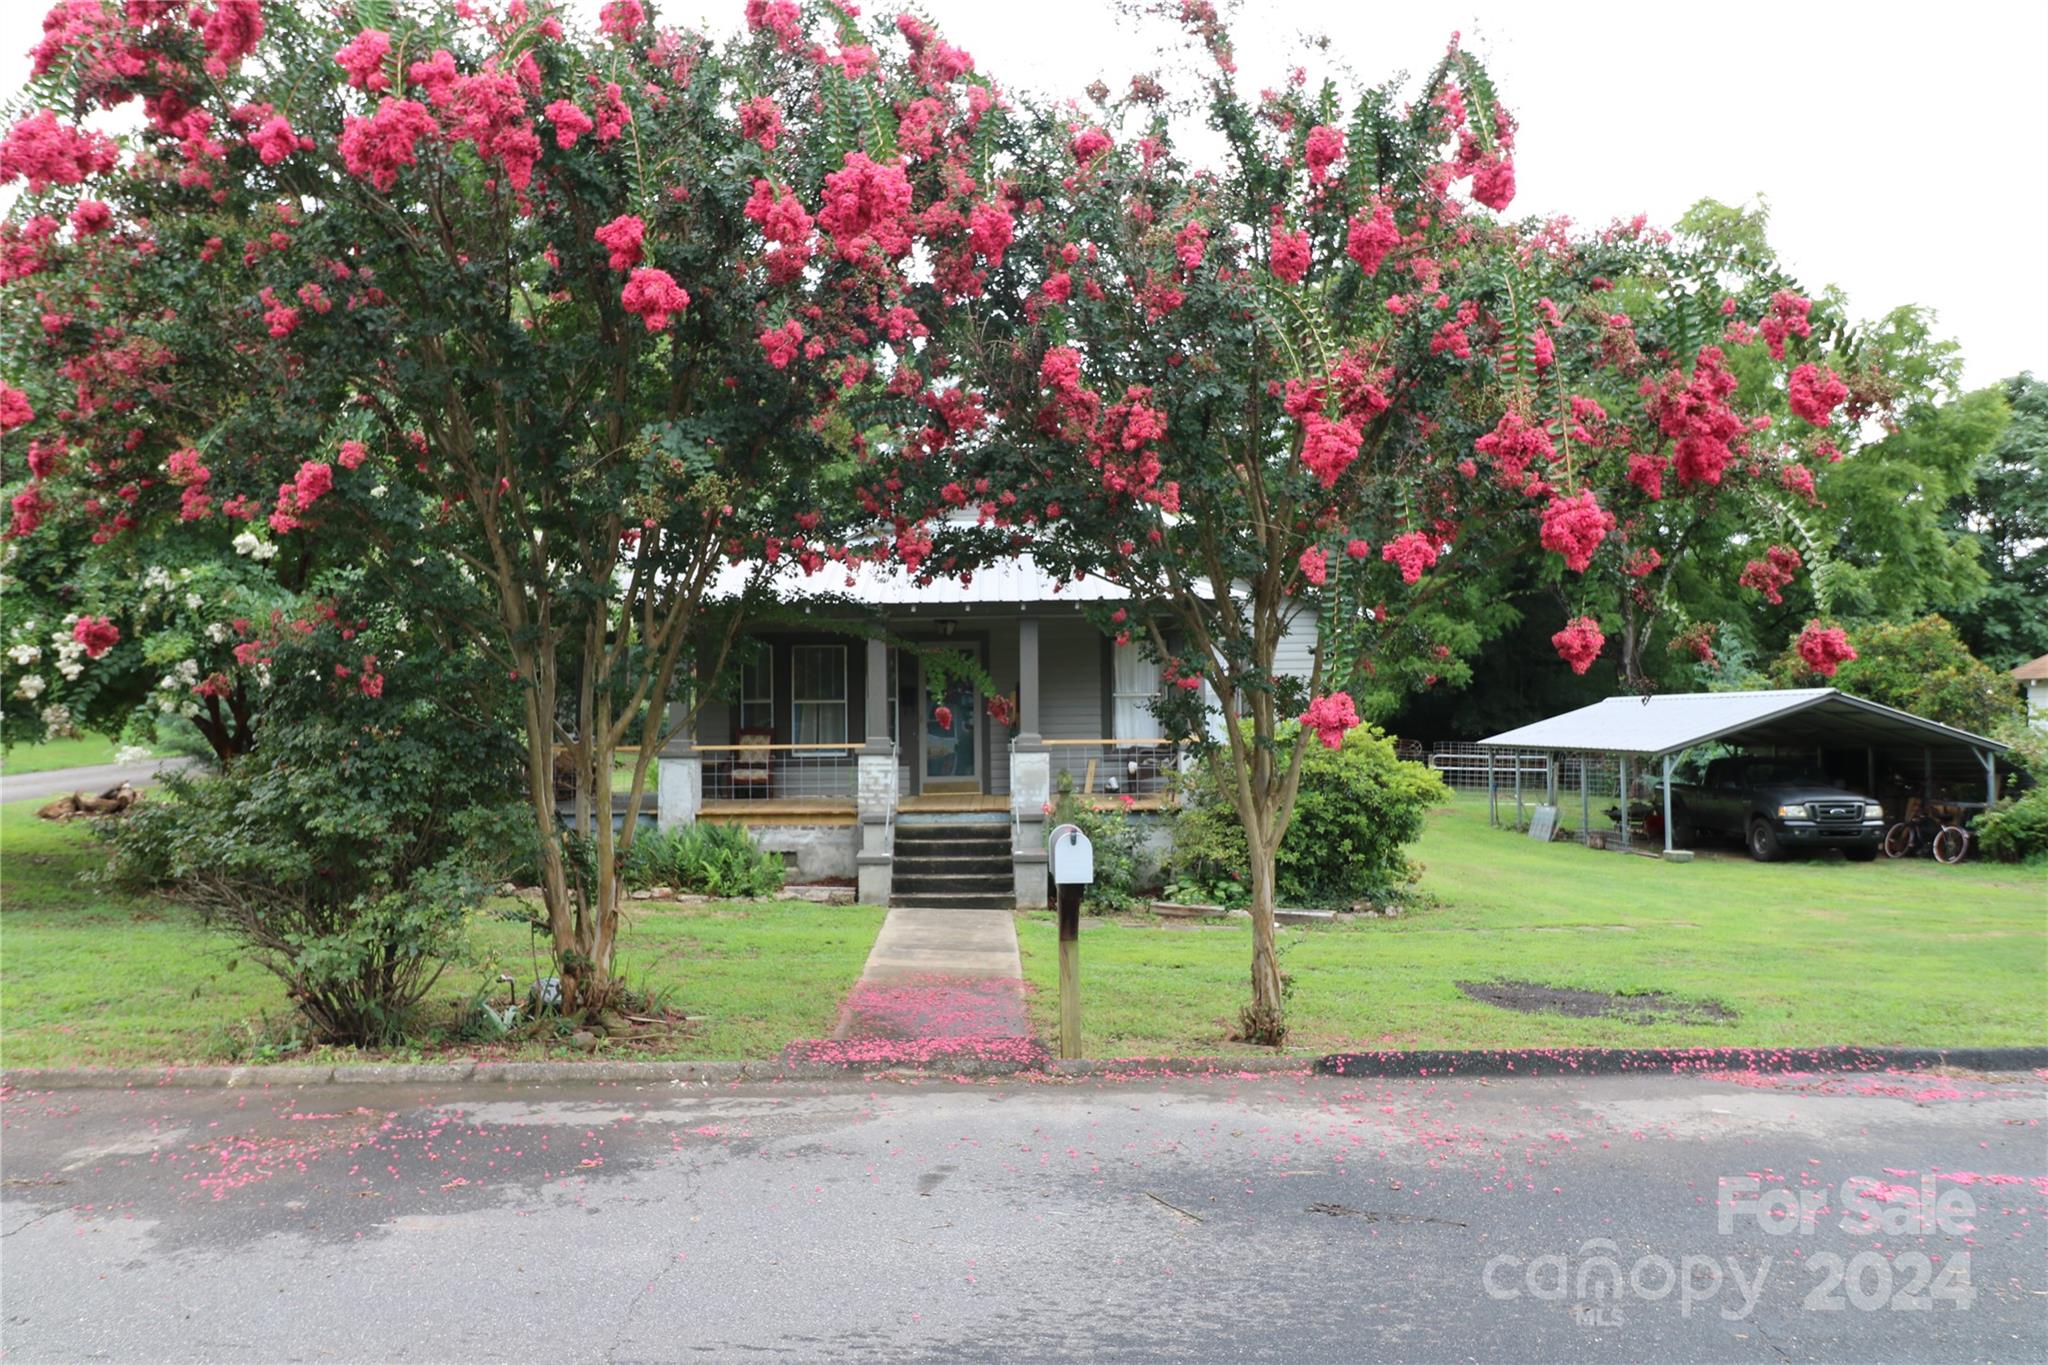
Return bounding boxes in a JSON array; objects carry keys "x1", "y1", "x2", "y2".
[{"x1": 657, "y1": 613, "x2": 1185, "y2": 906}]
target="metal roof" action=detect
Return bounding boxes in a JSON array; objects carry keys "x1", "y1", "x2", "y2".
[
  {"x1": 711, "y1": 553, "x2": 1131, "y2": 606},
  {"x1": 1476, "y1": 688, "x2": 2009, "y2": 760}
]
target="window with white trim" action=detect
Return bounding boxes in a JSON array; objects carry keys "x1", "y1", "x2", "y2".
[
  {"x1": 791, "y1": 644, "x2": 849, "y2": 745},
  {"x1": 1111, "y1": 638, "x2": 1163, "y2": 744},
  {"x1": 738, "y1": 642, "x2": 774, "y2": 733}
]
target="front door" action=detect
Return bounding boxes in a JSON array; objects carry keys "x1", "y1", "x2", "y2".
[{"x1": 919, "y1": 647, "x2": 982, "y2": 794}]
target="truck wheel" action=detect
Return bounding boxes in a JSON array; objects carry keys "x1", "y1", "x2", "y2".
[{"x1": 1747, "y1": 819, "x2": 1783, "y2": 863}]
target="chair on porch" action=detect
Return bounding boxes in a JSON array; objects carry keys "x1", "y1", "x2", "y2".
[{"x1": 729, "y1": 726, "x2": 776, "y2": 799}]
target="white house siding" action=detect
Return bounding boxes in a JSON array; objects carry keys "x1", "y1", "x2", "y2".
[{"x1": 1273, "y1": 608, "x2": 1319, "y2": 682}]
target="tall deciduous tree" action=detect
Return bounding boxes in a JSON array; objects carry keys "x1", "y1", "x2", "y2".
[
  {"x1": 1946, "y1": 374, "x2": 2047, "y2": 669},
  {"x1": 1, "y1": 0, "x2": 1003, "y2": 1008}
]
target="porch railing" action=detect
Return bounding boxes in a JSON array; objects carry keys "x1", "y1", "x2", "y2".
[
  {"x1": 1041, "y1": 738, "x2": 1185, "y2": 806},
  {"x1": 697, "y1": 742, "x2": 859, "y2": 802}
]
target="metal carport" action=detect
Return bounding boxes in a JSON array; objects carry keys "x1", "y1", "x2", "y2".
[{"x1": 1474, "y1": 688, "x2": 2010, "y2": 856}]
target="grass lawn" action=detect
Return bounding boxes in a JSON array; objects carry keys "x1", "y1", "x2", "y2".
[
  {"x1": 0, "y1": 798, "x2": 883, "y2": 1068},
  {"x1": 1017, "y1": 795, "x2": 2048, "y2": 1056},
  {"x1": 0, "y1": 734, "x2": 138, "y2": 775}
]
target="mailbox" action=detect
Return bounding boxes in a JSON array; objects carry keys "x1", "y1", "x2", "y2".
[
  {"x1": 1045, "y1": 824, "x2": 1094, "y2": 1062},
  {"x1": 1048, "y1": 823, "x2": 1095, "y2": 885}
]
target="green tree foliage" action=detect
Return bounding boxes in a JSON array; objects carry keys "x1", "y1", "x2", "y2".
[
  {"x1": 1173, "y1": 722, "x2": 1448, "y2": 911},
  {"x1": 102, "y1": 603, "x2": 526, "y2": 1044},
  {"x1": 1945, "y1": 375, "x2": 2048, "y2": 669},
  {"x1": 1767, "y1": 614, "x2": 2023, "y2": 733}
]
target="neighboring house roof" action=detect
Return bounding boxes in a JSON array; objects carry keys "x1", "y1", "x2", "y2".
[
  {"x1": 2011, "y1": 654, "x2": 2048, "y2": 682},
  {"x1": 1476, "y1": 688, "x2": 2008, "y2": 760},
  {"x1": 712, "y1": 553, "x2": 1132, "y2": 606}
]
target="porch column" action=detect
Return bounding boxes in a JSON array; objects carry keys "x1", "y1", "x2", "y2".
[
  {"x1": 1661, "y1": 753, "x2": 1675, "y2": 856},
  {"x1": 657, "y1": 703, "x2": 700, "y2": 830},
  {"x1": 1010, "y1": 615, "x2": 1049, "y2": 908},
  {"x1": 855, "y1": 634, "x2": 895, "y2": 905}
]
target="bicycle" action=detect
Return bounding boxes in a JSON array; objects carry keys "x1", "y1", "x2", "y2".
[{"x1": 1883, "y1": 799, "x2": 1972, "y2": 864}]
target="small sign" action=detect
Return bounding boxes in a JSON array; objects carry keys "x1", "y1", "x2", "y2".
[
  {"x1": 1048, "y1": 823, "x2": 1095, "y2": 884},
  {"x1": 1527, "y1": 805, "x2": 1560, "y2": 842}
]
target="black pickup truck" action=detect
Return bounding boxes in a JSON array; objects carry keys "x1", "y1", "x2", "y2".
[{"x1": 1668, "y1": 756, "x2": 1886, "y2": 862}]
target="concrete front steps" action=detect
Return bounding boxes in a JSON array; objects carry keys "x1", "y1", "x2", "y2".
[{"x1": 891, "y1": 816, "x2": 1014, "y2": 910}]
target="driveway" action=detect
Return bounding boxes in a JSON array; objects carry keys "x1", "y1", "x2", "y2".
[
  {"x1": 2, "y1": 1068, "x2": 2041, "y2": 1361},
  {"x1": 0, "y1": 756, "x2": 199, "y2": 806}
]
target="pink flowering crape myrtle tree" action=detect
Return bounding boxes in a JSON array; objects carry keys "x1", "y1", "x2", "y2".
[
  {"x1": 0, "y1": 1, "x2": 1003, "y2": 1010},
  {"x1": 947, "y1": 11, "x2": 1543, "y2": 1044},
  {"x1": 1482, "y1": 201, "x2": 1930, "y2": 684}
]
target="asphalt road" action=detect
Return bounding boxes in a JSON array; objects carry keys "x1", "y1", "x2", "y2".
[
  {"x1": 1, "y1": 1068, "x2": 2042, "y2": 1362},
  {"x1": 0, "y1": 757, "x2": 199, "y2": 806}
]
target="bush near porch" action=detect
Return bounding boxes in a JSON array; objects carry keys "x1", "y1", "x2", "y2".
[
  {"x1": 1016, "y1": 795, "x2": 2047, "y2": 1055},
  {"x1": 0, "y1": 799, "x2": 881, "y2": 1069}
]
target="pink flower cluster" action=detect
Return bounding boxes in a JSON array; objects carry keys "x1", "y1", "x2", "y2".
[
  {"x1": 739, "y1": 96, "x2": 783, "y2": 151},
  {"x1": 743, "y1": 179, "x2": 815, "y2": 284},
  {"x1": 1551, "y1": 616, "x2": 1604, "y2": 674},
  {"x1": 1381, "y1": 531, "x2": 1436, "y2": 585},
  {"x1": 1759, "y1": 290, "x2": 1812, "y2": 360},
  {"x1": 1298, "y1": 544, "x2": 1327, "y2": 586},
  {"x1": 1345, "y1": 201, "x2": 1399, "y2": 275},
  {"x1": 199, "y1": 0, "x2": 263, "y2": 77},
  {"x1": 1469, "y1": 155, "x2": 1515, "y2": 211},
  {"x1": 1795, "y1": 621, "x2": 1856, "y2": 677},
  {"x1": 1303, "y1": 124, "x2": 1343, "y2": 183},
  {"x1": 1738, "y1": 544, "x2": 1803, "y2": 604},
  {"x1": 250, "y1": 115, "x2": 310, "y2": 165},
  {"x1": 818, "y1": 152, "x2": 914, "y2": 260},
  {"x1": 1299, "y1": 412, "x2": 1362, "y2": 489},
  {"x1": 1538, "y1": 489, "x2": 1614, "y2": 573},
  {"x1": 334, "y1": 28, "x2": 392, "y2": 91},
  {"x1": 1300, "y1": 691, "x2": 1360, "y2": 749},
  {"x1": 72, "y1": 614, "x2": 119, "y2": 659},
  {"x1": 1474, "y1": 408, "x2": 1554, "y2": 485},
  {"x1": 1787, "y1": 363, "x2": 1847, "y2": 427},
  {"x1": 1069, "y1": 125, "x2": 1112, "y2": 166},
  {"x1": 0, "y1": 385, "x2": 32, "y2": 432},
  {"x1": 270, "y1": 460, "x2": 334, "y2": 535},
  {"x1": 338, "y1": 98, "x2": 438, "y2": 192},
  {"x1": 1270, "y1": 221, "x2": 1310, "y2": 283},
  {"x1": 620, "y1": 267, "x2": 688, "y2": 331},
  {"x1": 545, "y1": 100, "x2": 594, "y2": 148},
  {"x1": 594, "y1": 214, "x2": 645, "y2": 271},
  {"x1": 1647, "y1": 346, "x2": 1746, "y2": 488},
  {"x1": 0, "y1": 109, "x2": 118, "y2": 192},
  {"x1": 759, "y1": 318, "x2": 803, "y2": 369}
]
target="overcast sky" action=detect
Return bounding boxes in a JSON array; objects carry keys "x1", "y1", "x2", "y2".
[{"x1": 4, "y1": 1, "x2": 2039, "y2": 389}]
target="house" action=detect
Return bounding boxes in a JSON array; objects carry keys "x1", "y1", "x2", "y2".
[
  {"x1": 654, "y1": 555, "x2": 1316, "y2": 908},
  {"x1": 2014, "y1": 654, "x2": 2048, "y2": 729}
]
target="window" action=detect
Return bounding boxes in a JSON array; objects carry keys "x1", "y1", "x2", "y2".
[
  {"x1": 1111, "y1": 638, "x2": 1162, "y2": 743},
  {"x1": 791, "y1": 644, "x2": 848, "y2": 745},
  {"x1": 738, "y1": 642, "x2": 774, "y2": 733}
]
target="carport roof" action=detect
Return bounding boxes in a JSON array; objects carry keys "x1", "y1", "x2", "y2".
[{"x1": 1475, "y1": 688, "x2": 2008, "y2": 760}]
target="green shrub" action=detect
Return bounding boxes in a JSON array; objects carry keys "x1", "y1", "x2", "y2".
[
  {"x1": 621, "y1": 822, "x2": 785, "y2": 898},
  {"x1": 1172, "y1": 720, "x2": 1449, "y2": 908},
  {"x1": 1976, "y1": 788, "x2": 2048, "y2": 863},
  {"x1": 102, "y1": 618, "x2": 526, "y2": 1046},
  {"x1": 1048, "y1": 772, "x2": 1149, "y2": 911}
]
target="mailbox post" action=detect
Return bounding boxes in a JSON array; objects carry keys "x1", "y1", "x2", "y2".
[{"x1": 1047, "y1": 822, "x2": 1094, "y2": 1060}]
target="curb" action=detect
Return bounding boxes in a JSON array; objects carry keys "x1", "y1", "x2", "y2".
[
  {"x1": 1313, "y1": 1045, "x2": 2048, "y2": 1079},
  {"x1": 0, "y1": 1053, "x2": 1318, "y2": 1091},
  {"x1": 4, "y1": 1046, "x2": 2043, "y2": 1092}
]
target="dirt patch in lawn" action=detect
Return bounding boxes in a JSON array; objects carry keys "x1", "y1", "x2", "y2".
[{"x1": 1456, "y1": 978, "x2": 1737, "y2": 1024}]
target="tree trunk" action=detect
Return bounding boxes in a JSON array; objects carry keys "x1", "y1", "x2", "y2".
[{"x1": 1241, "y1": 833, "x2": 1287, "y2": 1045}]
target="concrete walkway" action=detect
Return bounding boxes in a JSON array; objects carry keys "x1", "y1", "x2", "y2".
[
  {"x1": 785, "y1": 908, "x2": 1040, "y2": 1066},
  {"x1": 0, "y1": 756, "x2": 198, "y2": 806}
]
